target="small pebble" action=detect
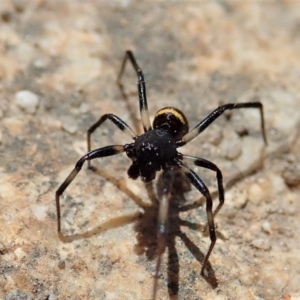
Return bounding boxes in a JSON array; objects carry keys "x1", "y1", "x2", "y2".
[
  {"x1": 224, "y1": 188, "x2": 247, "y2": 209},
  {"x1": 261, "y1": 220, "x2": 272, "y2": 234},
  {"x1": 268, "y1": 205, "x2": 279, "y2": 214},
  {"x1": 251, "y1": 238, "x2": 271, "y2": 250},
  {"x1": 15, "y1": 90, "x2": 39, "y2": 114},
  {"x1": 33, "y1": 59, "x2": 48, "y2": 69},
  {"x1": 31, "y1": 204, "x2": 48, "y2": 221},
  {"x1": 234, "y1": 189, "x2": 248, "y2": 209},
  {"x1": 282, "y1": 163, "x2": 300, "y2": 187},
  {"x1": 14, "y1": 247, "x2": 27, "y2": 260},
  {"x1": 248, "y1": 183, "x2": 265, "y2": 205},
  {"x1": 221, "y1": 131, "x2": 242, "y2": 160},
  {"x1": 232, "y1": 114, "x2": 250, "y2": 137},
  {"x1": 0, "y1": 241, "x2": 6, "y2": 254},
  {"x1": 61, "y1": 117, "x2": 78, "y2": 134},
  {"x1": 271, "y1": 174, "x2": 286, "y2": 194},
  {"x1": 58, "y1": 260, "x2": 66, "y2": 269},
  {"x1": 203, "y1": 125, "x2": 223, "y2": 146},
  {"x1": 79, "y1": 102, "x2": 90, "y2": 114}
]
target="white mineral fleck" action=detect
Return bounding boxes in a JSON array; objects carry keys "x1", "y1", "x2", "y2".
[
  {"x1": 31, "y1": 204, "x2": 48, "y2": 221},
  {"x1": 15, "y1": 90, "x2": 39, "y2": 113},
  {"x1": 262, "y1": 220, "x2": 272, "y2": 234},
  {"x1": 33, "y1": 59, "x2": 48, "y2": 69}
]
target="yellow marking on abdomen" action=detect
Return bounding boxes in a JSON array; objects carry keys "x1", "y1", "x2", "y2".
[{"x1": 155, "y1": 107, "x2": 186, "y2": 125}]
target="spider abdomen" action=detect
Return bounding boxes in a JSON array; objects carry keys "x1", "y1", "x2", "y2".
[
  {"x1": 125, "y1": 129, "x2": 178, "y2": 182},
  {"x1": 153, "y1": 107, "x2": 189, "y2": 140}
]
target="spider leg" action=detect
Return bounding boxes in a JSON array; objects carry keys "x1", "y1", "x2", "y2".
[
  {"x1": 87, "y1": 114, "x2": 136, "y2": 168},
  {"x1": 183, "y1": 155, "x2": 224, "y2": 231},
  {"x1": 55, "y1": 145, "x2": 125, "y2": 233},
  {"x1": 117, "y1": 50, "x2": 152, "y2": 132},
  {"x1": 177, "y1": 102, "x2": 267, "y2": 147},
  {"x1": 152, "y1": 169, "x2": 175, "y2": 300},
  {"x1": 178, "y1": 161, "x2": 216, "y2": 275}
]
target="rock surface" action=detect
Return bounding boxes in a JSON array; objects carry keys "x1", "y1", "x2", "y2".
[{"x1": 0, "y1": 1, "x2": 300, "y2": 300}]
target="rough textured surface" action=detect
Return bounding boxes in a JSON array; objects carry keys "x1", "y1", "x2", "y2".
[{"x1": 0, "y1": 1, "x2": 300, "y2": 300}]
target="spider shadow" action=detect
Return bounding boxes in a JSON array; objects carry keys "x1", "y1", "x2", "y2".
[
  {"x1": 58, "y1": 166, "x2": 145, "y2": 243},
  {"x1": 137, "y1": 170, "x2": 219, "y2": 297},
  {"x1": 59, "y1": 167, "x2": 219, "y2": 298}
]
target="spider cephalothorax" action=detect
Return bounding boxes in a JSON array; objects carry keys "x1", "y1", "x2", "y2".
[{"x1": 124, "y1": 106, "x2": 189, "y2": 182}]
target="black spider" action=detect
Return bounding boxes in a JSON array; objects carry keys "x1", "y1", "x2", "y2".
[{"x1": 55, "y1": 51, "x2": 267, "y2": 299}]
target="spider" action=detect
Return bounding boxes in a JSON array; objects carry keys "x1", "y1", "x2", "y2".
[{"x1": 55, "y1": 51, "x2": 267, "y2": 299}]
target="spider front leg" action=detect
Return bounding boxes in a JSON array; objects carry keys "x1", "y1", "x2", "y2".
[
  {"x1": 183, "y1": 155, "x2": 224, "y2": 221},
  {"x1": 87, "y1": 114, "x2": 136, "y2": 169},
  {"x1": 117, "y1": 50, "x2": 152, "y2": 132},
  {"x1": 179, "y1": 162, "x2": 216, "y2": 275},
  {"x1": 177, "y1": 102, "x2": 267, "y2": 146},
  {"x1": 55, "y1": 145, "x2": 125, "y2": 233}
]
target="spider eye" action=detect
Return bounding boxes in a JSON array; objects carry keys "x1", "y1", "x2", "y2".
[{"x1": 153, "y1": 107, "x2": 189, "y2": 140}]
